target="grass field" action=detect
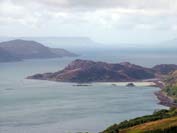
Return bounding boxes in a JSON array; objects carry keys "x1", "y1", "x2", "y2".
[{"x1": 120, "y1": 116, "x2": 177, "y2": 133}]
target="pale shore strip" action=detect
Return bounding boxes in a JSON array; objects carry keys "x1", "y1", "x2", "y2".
[
  {"x1": 74, "y1": 80, "x2": 177, "y2": 107},
  {"x1": 92, "y1": 81, "x2": 157, "y2": 87}
]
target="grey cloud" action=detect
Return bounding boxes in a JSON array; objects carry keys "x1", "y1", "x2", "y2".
[
  {"x1": 66, "y1": 0, "x2": 172, "y2": 10},
  {"x1": 0, "y1": 0, "x2": 177, "y2": 32},
  {"x1": 8, "y1": 0, "x2": 177, "y2": 11}
]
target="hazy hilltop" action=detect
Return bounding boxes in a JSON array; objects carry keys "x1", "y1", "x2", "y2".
[
  {"x1": 26, "y1": 37, "x2": 177, "y2": 53},
  {"x1": 0, "y1": 39, "x2": 77, "y2": 62},
  {"x1": 21, "y1": 37, "x2": 104, "y2": 53},
  {"x1": 0, "y1": 37, "x2": 99, "y2": 50},
  {"x1": 0, "y1": 39, "x2": 56, "y2": 59}
]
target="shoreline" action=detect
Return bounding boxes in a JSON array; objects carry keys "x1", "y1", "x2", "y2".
[
  {"x1": 93, "y1": 81, "x2": 157, "y2": 87},
  {"x1": 28, "y1": 78, "x2": 177, "y2": 107},
  {"x1": 94, "y1": 80, "x2": 177, "y2": 108},
  {"x1": 154, "y1": 91, "x2": 177, "y2": 107},
  {"x1": 153, "y1": 80, "x2": 177, "y2": 108}
]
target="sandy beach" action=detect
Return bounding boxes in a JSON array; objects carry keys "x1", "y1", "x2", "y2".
[{"x1": 91, "y1": 81, "x2": 157, "y2": 87}]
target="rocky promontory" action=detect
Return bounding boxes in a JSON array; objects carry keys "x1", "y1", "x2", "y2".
[{"x1": 27, "y1": 59, "x2": 177, "y2": 83}]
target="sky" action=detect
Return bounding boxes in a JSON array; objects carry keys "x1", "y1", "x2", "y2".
[{"x1": 0, "y1": 0, "x2": 177, "y2": 44}]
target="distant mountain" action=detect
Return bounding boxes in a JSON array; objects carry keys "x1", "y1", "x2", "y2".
[
  {"x1": 0, "y1": 47, "x2": 21, "y2": 62},
  {"x1": 21, "y1": 37, "x2": 103, "y2": 53},
  {"x1": 0, "y1": 39, "x2": 77, "y2": 61},
  {"x1": 27, "y1": 59, "x2": 156, "y2": 82}
]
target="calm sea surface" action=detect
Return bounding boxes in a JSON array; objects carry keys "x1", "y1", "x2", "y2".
[{"x1": 0, "y1": 52, "x2": 175, "y2": 133}]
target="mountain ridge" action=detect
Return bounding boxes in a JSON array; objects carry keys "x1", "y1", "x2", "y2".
[{"x1": 0, "y1": 39, "x2": 77, "y2": 62}]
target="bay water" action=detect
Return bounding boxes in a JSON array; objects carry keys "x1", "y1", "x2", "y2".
[{"x1": 0, "y1": 53, "x2": 173, "y2": 133}]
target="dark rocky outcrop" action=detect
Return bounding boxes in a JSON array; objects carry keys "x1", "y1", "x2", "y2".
[
  {"x1": 27, "y1": 59, "x2": 157, "y2": 83},
  {"x1": 126, "y1": 83, "x2": 135, "y2": 87}
]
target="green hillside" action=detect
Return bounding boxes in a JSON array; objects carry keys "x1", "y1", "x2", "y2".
[
  {"x1": 120, "y1": 116, "x2": 177, "y2": 133},
  {"x1": 102, "y1": 108, "x2": 177, "y2": 133},
  {"x1": 164, "y1": 70, "x2": 177, "y2": 102}
]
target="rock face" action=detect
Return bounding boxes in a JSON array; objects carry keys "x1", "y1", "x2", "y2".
[
  {"x1": 152, "y1": 64, "x2": 177, "y2": 75},
  {"x1": 27, "y1": 59, "x2": 156, "y2": 83},
  {"x1": 0, "y1": 39, "x2": 77, "y2": 61}
]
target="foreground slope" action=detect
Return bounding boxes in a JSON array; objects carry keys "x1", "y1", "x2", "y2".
[
  {"x1": 120, "y1": 116, "x2": 177, "y2": 133},
  {"x1": 102, "y1": 108, "x2": 177, "y2": 133},
  {"x1": 102, "y1": 71, "x2": 177, "y2": 133}
]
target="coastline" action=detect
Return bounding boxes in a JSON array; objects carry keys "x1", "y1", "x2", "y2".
[
  {"x1": 154, "y1": 91, "x2": 177, "y2": 107},
  {"x1": 153, "y1": 80, "x2": 177, "y2": 108},
  {"x1": 95, "y1": 80, "x2": 177, "y2": 108},
  {"x1": 28, "y1": 77, "x2": 177, "y2": 108},
  {"x1": 94, "y1": 81, "x2": 156, "y2": 87},
  {"x1": 101, "y1": 80, "x2": 177, "y2": 108}
]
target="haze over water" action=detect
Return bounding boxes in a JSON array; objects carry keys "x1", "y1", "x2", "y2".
[{"x1": 0, "y1": 51, "x2": 173, "y2": 133}]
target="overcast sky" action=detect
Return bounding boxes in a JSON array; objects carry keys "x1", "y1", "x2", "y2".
[{"x1": 0, "y1": 0, "x2": 177, "y2": 44}]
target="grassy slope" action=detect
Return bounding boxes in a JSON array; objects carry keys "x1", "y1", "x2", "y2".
[
  {"x1": 120, "y1": 116, "x2": 177, "y2": 133},
  {"x1": 164, "y1": 70, "x2": 177, "y2": 102},
  {"x1": 102, "y1": 108, "x2": 177, "y2": 133}
]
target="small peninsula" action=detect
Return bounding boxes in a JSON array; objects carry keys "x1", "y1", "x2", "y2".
[{"x1": 27, "y1": 59, "x2": 177, "y2": 83}]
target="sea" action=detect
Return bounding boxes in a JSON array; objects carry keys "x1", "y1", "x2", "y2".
[{"x1": 0, "y1": 51, "x2": 176, "y2": 133}]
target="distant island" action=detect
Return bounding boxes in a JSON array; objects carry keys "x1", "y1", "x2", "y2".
[
  {"x1": 0, "y1": 47, "x2": 21, "y2": 62},
  {"x1": 0, "y1": 39, "x2": 77, "y2": 62},
  {"x1": 27, "y1": 59, "x2": 177, "y2": 83}
]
